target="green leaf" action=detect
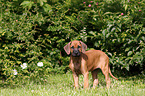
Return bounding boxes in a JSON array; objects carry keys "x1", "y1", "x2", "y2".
[
  {"x1": 20, "y1": 1, "x2": 34, "y2": 9},
  {"x1": 117, "y1": 27, "x2": 121, "y2": 32},
  {"x1": 102, "y1": 30, "x2": 106, "y2": 36},
  {"x1": 104, "y1": 12, "x2": 113, "y2": 15},
  {"x1": 125, "y1": 4, "x2": 128, "y2": 11},
  {"x1": 16, "y1": 61, "x2": 22, "y2": 64},
  {"x1": 89, "y1": 31, "x2": 96, "y2": 36},
  {"x1": 125, "y1": 48, "x2": 130, "y2": 52},
  {"x1": 37, "y1": 0, "x2": 47, "y2": 6},
  {"x1": 108, "y1": 52, "x2": 112, "y2": 57},
  {"x1": 111, "y1": 27, "x2": 116, "y2": 32},
  {"x1": 123, "y1": 64, "x2": 129, "y2": 71},
  {"x1": 127, "y1": 51, "x2": 133, "y2": 56},
  {"x1": 94, "y1": 42, "x2": 99, "y2": 47},
  {"x1": 43, "y1": 4, "x2": 52, "y2": 13},
  {"x1": 106, "y1": 33, "x2": 111, "y2": 38}
]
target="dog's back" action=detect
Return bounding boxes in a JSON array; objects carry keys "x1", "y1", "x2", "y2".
[{"x1": 84, "y1": 50, "x2": 109, "y2": 71}]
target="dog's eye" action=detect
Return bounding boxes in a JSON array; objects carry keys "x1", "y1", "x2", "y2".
[
  {"x1": 71, "y1": 46, "x2": 74, "y2": 49},
  {"x1": 78, "y1": 46, "x2": 81, "y2": 48}
]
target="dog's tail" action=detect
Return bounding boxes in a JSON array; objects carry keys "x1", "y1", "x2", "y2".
[{"x1": 109, "y1": 67, "x2": 118, "y2": 80}]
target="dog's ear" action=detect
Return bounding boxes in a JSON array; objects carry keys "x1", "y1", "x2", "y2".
[
  {"x1": 64, "y1": 42, "x2": 71, "y2": 55},
  {"x1": 80, "y1": 41, "x2": 87, "y2": 53}
]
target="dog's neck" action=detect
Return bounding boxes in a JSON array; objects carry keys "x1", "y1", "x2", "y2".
[
  {"x1": 70, "y1": 54, "x2": 82, "y2": 71},
  {"x1": 71, "y1": 54, "x2": 82, "y2": 63}
]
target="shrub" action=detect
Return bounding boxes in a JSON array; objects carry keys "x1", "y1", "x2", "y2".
[{"x1": 0, "y1": 0, "x2": 145, "y2": 84}]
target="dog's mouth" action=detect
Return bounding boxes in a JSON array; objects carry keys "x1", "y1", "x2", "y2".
[
  {"x1": 72, "y1": 53, "x2": 81, "y2": 57},
  {"x1": 72, "y1": 50, "x2": 81, "y2": 57}
]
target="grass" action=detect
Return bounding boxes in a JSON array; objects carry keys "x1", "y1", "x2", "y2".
[{"x1": 0, "y1": 72, "x2": 145, "y2": 96}]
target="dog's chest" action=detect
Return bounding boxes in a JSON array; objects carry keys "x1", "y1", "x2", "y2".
[
  {"x1": 74, "y1": 61, "x2": 81, "y2": 70},
  {"x1": 69, "y1": 59, "x2": 83, "y2": 74},
  {"x1": 74, "y1": 62, "x2": 82, "y2": 74}
]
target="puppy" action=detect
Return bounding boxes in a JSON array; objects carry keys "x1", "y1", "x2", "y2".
[{"x1": 64, "y1": 40, "x2": 118, "y2": 88}]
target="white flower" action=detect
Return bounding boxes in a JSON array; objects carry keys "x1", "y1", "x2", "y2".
[
  {"x1": 21, "y1": 63, "x2": 27, "y2": 69},
  {"x1": 31, "y1": 90, "x2": 34, "y2": 93},
  {"x1": 37, "y1": 62, "x2": 43, "y2": 67},
  {"x1": 13, "y1": 69, "x2": 18, "y2": 75}
]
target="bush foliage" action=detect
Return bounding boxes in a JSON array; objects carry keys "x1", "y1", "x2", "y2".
[{"x1": 0, "y1": 0, "x2": 145, "y2": 84}]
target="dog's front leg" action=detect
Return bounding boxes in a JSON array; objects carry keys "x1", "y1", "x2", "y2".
[
  {"x1": 83, "y1": 72, "x2": 89, "y2": 89},
  {"x1": 73, "y1": 73, "x2": 79, "y2": 88}
]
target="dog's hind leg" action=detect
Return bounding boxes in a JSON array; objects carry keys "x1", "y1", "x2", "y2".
[
  {"x1": 101, "y1": 64, "x2": 111, "y2": 89},
  {"x1": 91, "y1": 69, "x2": 99, "y2": 89}
]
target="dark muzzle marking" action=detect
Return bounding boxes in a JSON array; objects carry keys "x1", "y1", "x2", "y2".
[{"x1": 72, "y1": 49, "x2": 81, "y2": 57}]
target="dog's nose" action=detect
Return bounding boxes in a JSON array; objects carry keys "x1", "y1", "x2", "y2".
[
  {"x1": 73, "y1": 49, "x2": 79, "y2": 54},
  {"x1": 72, "y1": 49, "x2": 80, "y2": 57}
]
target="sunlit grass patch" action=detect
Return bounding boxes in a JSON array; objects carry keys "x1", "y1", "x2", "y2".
[{"x1": 1, "y1": 72, "x2": 145, "y2": 96}]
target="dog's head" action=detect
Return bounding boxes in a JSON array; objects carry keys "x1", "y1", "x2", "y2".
[{"x1": 64, "y1": 40, "x2": 87, "y2": 57}]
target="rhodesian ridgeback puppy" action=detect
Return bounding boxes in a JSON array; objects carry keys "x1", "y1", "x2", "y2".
[{"x1": 64, "y1": 40, "x2": 118, "y2": 89}]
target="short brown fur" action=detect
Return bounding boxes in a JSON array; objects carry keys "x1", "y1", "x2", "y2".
[{"x1": 64, "y1": 40, "x2": 118, "y2": 89}]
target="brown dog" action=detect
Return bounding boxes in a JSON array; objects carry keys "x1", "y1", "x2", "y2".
[{"x1": 64, "y1": 40, "x2": 118, "y2": 89}]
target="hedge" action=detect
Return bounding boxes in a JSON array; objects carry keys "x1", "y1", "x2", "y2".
[{"x1": 0, "y1": 0, "x2": 145, "y2": 84}]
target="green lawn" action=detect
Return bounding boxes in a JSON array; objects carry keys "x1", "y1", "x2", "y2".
[{"x1": 0, "y1": 72, "x2": 145, "y2": 96}]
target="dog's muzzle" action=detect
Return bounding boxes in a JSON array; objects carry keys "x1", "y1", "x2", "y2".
[{"x1": 72, "y1": 49, "x2": 81, "y2": 57}]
